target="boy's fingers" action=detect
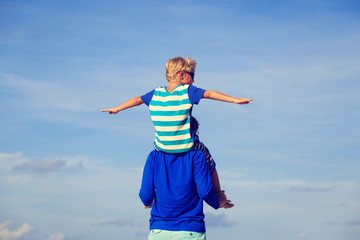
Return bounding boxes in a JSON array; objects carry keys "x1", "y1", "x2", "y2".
[
  {"x1": 223, "y1": 203, "x2": 234, "y2": 209},
  {"x1": 220, "y1": 199, "x2": 234, "y2": 208},
  {"x1": 221, "y1": 200, "x2": 234, "y2": 209}
]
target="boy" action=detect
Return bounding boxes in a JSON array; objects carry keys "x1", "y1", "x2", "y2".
[{"x1": 101, "y1": 56, "x2": 253, "y2": 207}]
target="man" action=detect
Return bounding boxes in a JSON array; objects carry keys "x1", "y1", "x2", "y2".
[{"x1": 139, "y1": 149, "x2": 220, "y2": 239}]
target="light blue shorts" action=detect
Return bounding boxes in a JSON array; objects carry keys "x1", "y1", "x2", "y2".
[{"x1": 148, "y1": 229, "x2": 206, "y2": 240}]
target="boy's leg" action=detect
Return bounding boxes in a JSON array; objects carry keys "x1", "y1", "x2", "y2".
[
  {"x1": 211, "y1": 168, "x2": 221, "y2": 192},
  {"x1": 211, "y1": 168, "x2": 234, "y2": 209}
]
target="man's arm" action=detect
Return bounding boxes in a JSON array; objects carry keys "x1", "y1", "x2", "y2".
[
  {"x1": 101, "y1": 96, "x2": 144, "y2": 114},
  {"x1": 203, "y1": 90, "x2": 253, "y2": 104}
]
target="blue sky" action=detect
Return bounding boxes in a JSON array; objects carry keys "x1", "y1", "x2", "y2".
[{"x1": 0, "y1": 0, "x2": 359, "y2": 240}]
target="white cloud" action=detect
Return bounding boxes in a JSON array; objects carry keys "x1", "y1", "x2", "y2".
[{"x1": 0, "y1": 221, "x2": 33, "y2": 240}]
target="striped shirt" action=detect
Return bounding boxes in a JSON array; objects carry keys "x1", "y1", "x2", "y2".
[{"x1": 141, "y1": 85, "x2": 205, "y2": 154}]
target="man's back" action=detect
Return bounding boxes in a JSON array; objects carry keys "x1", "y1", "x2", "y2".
[{"x1": 139, "y1": 149, "x2": 219, "y2": 232}]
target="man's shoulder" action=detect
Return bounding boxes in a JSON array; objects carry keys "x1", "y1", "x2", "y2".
[{"x1": 188, "y1": 149, "x2": 206, "y2": 161}]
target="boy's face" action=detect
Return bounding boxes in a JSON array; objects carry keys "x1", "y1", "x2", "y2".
[{"x1": 179, "y1": 71, "x2": 194, "y2": 85}]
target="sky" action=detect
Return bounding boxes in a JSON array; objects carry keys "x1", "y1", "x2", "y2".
[{"x1": 0, "y1": 0, "x2": 359, "y2": 239}]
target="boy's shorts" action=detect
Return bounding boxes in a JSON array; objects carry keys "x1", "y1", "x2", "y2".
[
  {"x1": 148, "y1": 229, "x2": 206, "y2": 240},
  {"x1": 193, "y1": 141, "x2": 216, "y2": 174}
]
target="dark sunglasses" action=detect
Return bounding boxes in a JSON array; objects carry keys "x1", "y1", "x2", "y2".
[{"x1": 177, "y1": 71, "x2": 195, "y2": 79}]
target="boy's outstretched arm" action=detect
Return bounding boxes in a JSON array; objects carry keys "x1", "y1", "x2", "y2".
[
  {"x1": 101, "y1": 96, "x2": 144, "y2": 114},
  {"x1": 203, "y1": 90, "x2": 253, "y2": 104}
]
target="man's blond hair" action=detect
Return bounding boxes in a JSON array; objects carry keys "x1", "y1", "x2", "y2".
[{"x1": 165, "y1": 57, "x2": 197, "y2": 83}]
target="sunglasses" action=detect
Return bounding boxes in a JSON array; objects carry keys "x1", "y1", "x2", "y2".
[{"x1": 177, "y1": 71, "x2": 195, "y2": 79}]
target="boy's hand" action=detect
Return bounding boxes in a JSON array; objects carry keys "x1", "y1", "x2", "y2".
[
  {"x1": 100, "y1": 97, "x2": 144, "y2": 114},
  {"x1": 203, "y1": 90, "x2": 253, "y2": 105},
  {"x1": 216, "y1": 190, "x2": 235, "y2": 209},
  {"x1": 101, "y1": 108, "x2": 119, "y2": 114},
  {"x1": 233, "y1": 98, "x2": 253, "y2": 104},
  {"x1": 221, "y1": 200, "x2": 234, "y2": 209}
]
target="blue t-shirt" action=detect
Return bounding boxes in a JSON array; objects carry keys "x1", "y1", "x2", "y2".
[
  {"x1": 141, "y1": 85, "x2": 205, "y2": 106},
  {"x1": 141, "y1": 85, "x2": 206, "y2": 153},
  {"x1": 139, "y1": 149, "x2": 220, "y2": 232}
]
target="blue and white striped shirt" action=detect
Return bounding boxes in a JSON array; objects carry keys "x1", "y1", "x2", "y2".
[{"x1": 141, "y1": 84, "x2": 205, "y2": 154}]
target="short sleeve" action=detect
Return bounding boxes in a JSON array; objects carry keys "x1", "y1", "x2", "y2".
[
  {"x1": 188, "y1": 85, "x2": 206, "y2": 105},
  {"x1": 141, "y1": 89, "x2": 155, "y2": 106},
  {"x1": 139, "y1": 150, "x2": 156, "y2": 207}
]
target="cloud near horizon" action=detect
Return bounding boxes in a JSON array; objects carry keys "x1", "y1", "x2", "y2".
[
  {"x1": 1, "y1": 151, "x2": 359, "y2": 240},
  {"x1": 47, "y1": 232, "x2": 65, "y2": 240},
  {"x1": 205, "y1": 213, "x2": 237, "y2": 228},
  {"x1": 0, "y1": 221, "x2": 33, "y2": 240},
  {"x1": 94, "y1": 218, "x2": 136, "y2": 227},
  {"x1": 0, "y1": 221, "x2": 67, "y2": 240}
]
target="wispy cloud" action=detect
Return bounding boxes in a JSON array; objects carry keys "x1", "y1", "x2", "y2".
[
  {"x1": 0, "y1": 73, "x2": 95, "y2": 113},
  {"x1": 0, "y1": 72, "x2": 151, "y2": 133},
  {"x1": 288, "y1": 186, "x2": 336, "y2": 192},
  {"x1": 347, "y1": 220, "x2": 360, "y2": 231},
  {"x1": 12, "y1": 158, "x2": 83, "y2": 173}
]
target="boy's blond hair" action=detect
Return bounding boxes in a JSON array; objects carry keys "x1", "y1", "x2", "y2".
[{"x1": 165, "y1": 57, "x2": 197, "y2": 83}]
